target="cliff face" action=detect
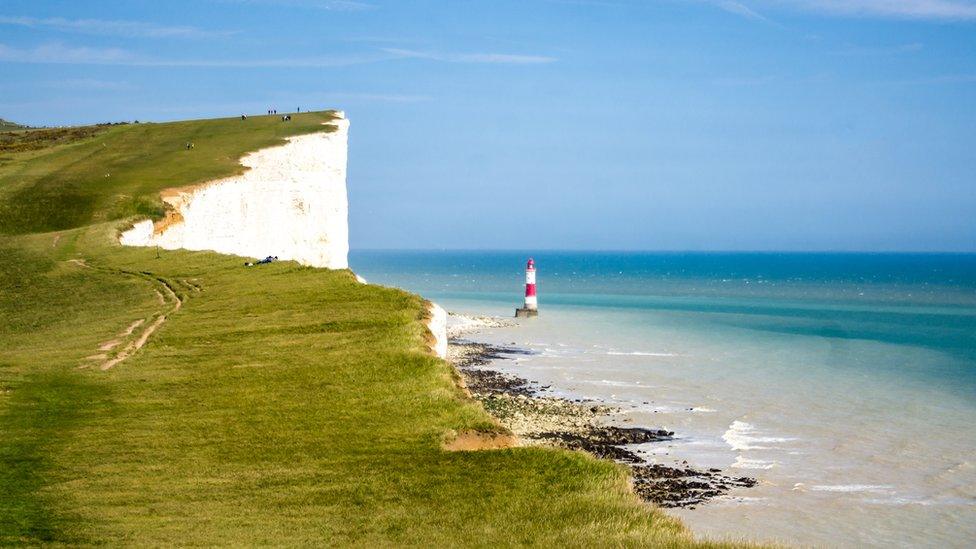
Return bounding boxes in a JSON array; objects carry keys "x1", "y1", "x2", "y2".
[
  {"x1": 427, "y1": 303, "x2": 448, "y2": 359},
  {"x1": 121, "y1": 114, "x2": 349, "y2": 269}
]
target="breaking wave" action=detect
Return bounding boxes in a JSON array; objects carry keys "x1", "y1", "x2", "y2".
[{"x1": 722, "y1": 420, "x2": 796, "y2": 451}]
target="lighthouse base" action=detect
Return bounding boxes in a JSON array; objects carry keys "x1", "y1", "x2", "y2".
[{"x1": 515, "y1": 308, "x2": 538, "y2": 318}]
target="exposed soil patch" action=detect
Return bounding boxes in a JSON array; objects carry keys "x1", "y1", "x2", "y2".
[
  {"x1": 98, "y1": 319, "x2": 145, "y2": 351},
  {"x1": 443, "y1": 430, "x2": 518, "y2": 451}
]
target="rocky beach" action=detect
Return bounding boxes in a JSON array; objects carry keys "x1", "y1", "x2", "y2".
[{"x1": 447, "y1": 316, "x2": 756, "y2": 509}]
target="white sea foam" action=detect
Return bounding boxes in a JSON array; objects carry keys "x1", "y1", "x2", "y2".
[
  {"x1": 607, "y1": 351, "x2": 678, "y2": 357},
  {"x1": 809, "y1": 484, "x2": 894, "y2": 494},
  {"x1": 595, "y1": 379, "x2": 644, "y2": 388},
  {"x1": 714, "y1": 495, "x2": 769, "y2": 506},
  {"x1": 862, "y1": 496, "x2": 935, "y2": 506},
  {"x1": 864, "y1": 495, "x2": 974, "y2": 506},
  {"x1": 540, "y1": 346, "x2": 582, "y2": 358},
  {"x1": 731, "y1": 456, "x2": 778, "y2": 470},
  {"x1": 722, "y1": 420, "x2": 796, "y2": 451}
]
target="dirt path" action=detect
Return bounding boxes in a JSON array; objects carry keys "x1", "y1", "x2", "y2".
[
  {"x1": 98, "y1": 319, "x2": 145, "y2": 351},
  {"x1": 100, "y1": 277, "x2": 182, "y2": 370},
  {"x1": 68, "y1": 259, "x2": 189, "y2": 371}
]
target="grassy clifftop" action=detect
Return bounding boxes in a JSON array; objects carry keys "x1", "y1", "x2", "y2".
[
  {"x1": 0, "y1": 111, "x2": 338, "y2": 235},
  {"x1": 0, "y1": 112, "x2": 741, "y2": 546}
]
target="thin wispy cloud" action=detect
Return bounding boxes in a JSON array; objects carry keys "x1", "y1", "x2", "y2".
[
  {"x1": 0, "y1": 42, "x2": 554, "y2": 68},
  {"x1": 0, "y1": 42, "x2": 397, "y2": 67},
  {"x1": 0, "y1": 42, "x2": 137, "y2": 64},
  {"x1": 542, "y1": 0, "x2": 627, "y2": 6},
  {"x1": 712, "y1": 0, "x2": 770, "y2": 20},
  {"x1": 890, "y1": 73, "x2": 976, "y2": 84},
  {"x1": 832, "y1": 42, "x2": 924, "y2": 55},
  {"x1": 764, "y1": 0, "x2": 976, "y2": 20},
  {"x1": 0, "y1": 15, "x2": 233, "y2": 38},
  {"x1": 216, "y1": 0, "x2": 375, "y2": 10},
  {"x1": 47, "y1": 78, "x2": 138, "y2": 91},
  {"x1": 340, "y1": 35, "x2": 426, "y2": 44},
  {"x1": 554, "y1": 0, "x2": 975, "y2": 21},
  {"x1": 711, "y1": 69, "x2": 976, "y2": 87},
  {"x1": 320, "y1": 92, "x2": 432, "y2": 102},
  {"x1": 150, "y1": 54, "x2": 395, "y2": 68},
  {"x1": 710, "y1": 74, "x2": 782, "y2": 86},
  {"x1": 383, "y1": 48, "x2": 557, "y2": 64}
]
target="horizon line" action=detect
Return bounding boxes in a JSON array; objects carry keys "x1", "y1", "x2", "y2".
[{"x1": 349, "y1": 248, "x2": 976, "y2": 255}]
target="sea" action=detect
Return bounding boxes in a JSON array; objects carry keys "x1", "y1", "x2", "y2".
[{"x1": 350, "y1": 250, "x2": 976, "y2": 548}]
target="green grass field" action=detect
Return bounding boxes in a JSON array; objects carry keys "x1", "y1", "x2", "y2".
[{"x1": 0, "y1": 112, "x2": 748, "y2": 546}]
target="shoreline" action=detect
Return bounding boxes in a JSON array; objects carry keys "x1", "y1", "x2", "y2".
[
  {"x1": 352, "y1": 254, "x2": 976, "y2": 547},
  {"x1": 446, "y1": 315, "x2": 756, "y2": 509}
]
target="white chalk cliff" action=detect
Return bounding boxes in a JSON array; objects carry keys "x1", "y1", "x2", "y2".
[
  {"x1": 427, "y1": 302, "x2": 448, "y2": 359},
  {"x1": 120, "y1": 113, "x2": 350, "y2": 269},
  {"x1": 119, "y1": 112, "x2": 455, "y2": 361}
]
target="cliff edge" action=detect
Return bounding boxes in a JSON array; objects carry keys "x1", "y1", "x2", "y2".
[{"x1": 121, "y1": 113, "x2": 349, "y2": 269}]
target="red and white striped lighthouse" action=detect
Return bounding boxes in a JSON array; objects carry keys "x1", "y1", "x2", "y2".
[{"x1": 516, "y1": 258, "x2": 539, "y2": 317}]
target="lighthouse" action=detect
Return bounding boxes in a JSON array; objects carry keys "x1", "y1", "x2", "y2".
[{"x1": 515, "y1": 258, "x2": 539, "y2": 318}]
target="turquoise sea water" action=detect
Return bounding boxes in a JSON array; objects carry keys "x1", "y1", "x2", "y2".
[{"x1": 351, "y1": 251, "x2": 976, "y2": 548}]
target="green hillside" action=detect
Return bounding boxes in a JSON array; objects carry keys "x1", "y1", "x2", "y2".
[
  {"x1": 0, "y1": 112, "x2": 338, "y2": 235},
  {"x1": 0, "y1": 112, "x2": 742, "y2": 546},
  {"x1": 0, "y1": 118, "x2": 29, "y2": 132}
]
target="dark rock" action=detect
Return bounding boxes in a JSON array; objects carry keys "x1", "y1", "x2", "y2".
[{"x1": 631, "y1": 463, "x2": 757, "y2": 508}]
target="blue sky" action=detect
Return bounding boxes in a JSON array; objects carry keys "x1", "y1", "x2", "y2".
[{"x1": 1, "y1": 0, "x2": 974, "y2": 251}]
